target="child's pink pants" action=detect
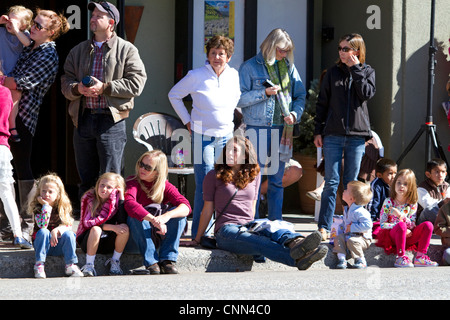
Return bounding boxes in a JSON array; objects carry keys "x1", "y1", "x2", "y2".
[{"x1": 389, "y1": 221, "x2": 433, "y2": 256}]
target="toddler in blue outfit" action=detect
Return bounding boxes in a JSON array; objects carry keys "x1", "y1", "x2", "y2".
[{"x1": 333, "y1": 181, "x2": 373, "y2": 269}]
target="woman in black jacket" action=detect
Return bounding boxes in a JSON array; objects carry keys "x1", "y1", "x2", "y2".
[{"x1": 313, "y1": 33, "x2": 376, "y2": 240}]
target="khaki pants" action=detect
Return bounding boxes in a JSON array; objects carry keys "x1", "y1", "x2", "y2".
[{"x1": 333, "y1": 234, "x2": 371, "y2": 259}]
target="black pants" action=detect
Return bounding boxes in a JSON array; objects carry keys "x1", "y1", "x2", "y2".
[{"x1": 10, "y1": 116, "x2": 34, "y2": 180}]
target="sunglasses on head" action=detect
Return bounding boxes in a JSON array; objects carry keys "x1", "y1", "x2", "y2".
[
  {"x1": 139, "y1": 161, "x2": 154, "y2": 172},
  {"x1": 98, "y1": 1, "x2": 116, "y2": 24},
  {"x1": 338, "y1": 46, "x2": 356, "y2": 52}
]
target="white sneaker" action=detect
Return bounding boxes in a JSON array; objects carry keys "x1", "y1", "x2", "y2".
[
  {"x1": 80, "y1": 263, "x2": 97, "y2": 277},
  {"x1": 105, "y1": 258, "x2": 123, "y2": 275},
  {"x1": 65, "y1": 264, "x2": 84, "y2": 277},
  {"x1": 34, "y1": 263, "x2": 46, "y2": 279}
]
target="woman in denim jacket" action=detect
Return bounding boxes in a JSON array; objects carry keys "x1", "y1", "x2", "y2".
[{"x1": 238, "y1": 28, "x2": 306, "y2": 220}]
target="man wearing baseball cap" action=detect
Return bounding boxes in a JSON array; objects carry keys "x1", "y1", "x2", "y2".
[{"x1": 61, "y1": 2, "x2": 147, "y2": 203}]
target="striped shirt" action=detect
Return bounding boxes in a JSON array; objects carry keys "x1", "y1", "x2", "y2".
[{"x1": 11, "y1": 41, "x2": 59, "y2": 136}]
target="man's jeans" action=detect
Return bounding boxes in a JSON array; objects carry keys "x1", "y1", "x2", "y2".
[
  {"x1": 318, "y1": 135, "x2": 365, "y2": 231},
  {"x1": 215, "y1": 224, "x2": 302, "y2": 267},
  {"x1": 126, "y1": 216, "x2": 187, "y2": 267},
  {"x1": 34, "y1": 229, "x2": 78, "y2": 265},
  {"x1": 73, "y1": 111, "x2": 126, "y2": 200},
  {"x1": 191, "y1": 131, "x2": 231, "y2": 239},
  {"x1": 245, "y1": 125, "x2": 285, "y2": 220}
]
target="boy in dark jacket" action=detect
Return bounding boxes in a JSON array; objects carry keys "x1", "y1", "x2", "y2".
[{"x1": 367, "y1": 158, "x2": 397, "y2": 221}]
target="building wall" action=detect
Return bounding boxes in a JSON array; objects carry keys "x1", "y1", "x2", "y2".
[
  {"x1": 320, "y1": 0, "x2": 450, "y2": 179},
  {"x1": 120, "y1": 0, "x2": 177, "y2": 178}
]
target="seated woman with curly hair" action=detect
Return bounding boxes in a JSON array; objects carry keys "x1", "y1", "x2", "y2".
[{"x1": 185, "y1": 136, "x2": 328, "y2": 270}]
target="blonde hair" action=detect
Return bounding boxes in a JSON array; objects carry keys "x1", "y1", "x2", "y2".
[
  {"x1": 131, "y1": 150, "x2": 168, "y2": 204},
  {"x1": 347, "y1": 180, "x2": 372, "y2": 206},
  {"x1": 88, "y1": 172, "x2": 126, "y2": 218},
  {"x1": 338, "y1": 33, "x2": 367, "y2": 64},
  {"x1": 390, "y1": 169, "x2": 418, "y2": 204},
  {"x1": 260, "y1": 28, "x2": 295, "y2": 66},
  {"x1": 28, "y1": 173, "x2": 73, "y2": 226},
  {"x1": 36, "y1": 9, "x2": 70, "y2": 40},
  {"x1": 7, "y1": 5, "x2": 33, "y2": 31}
]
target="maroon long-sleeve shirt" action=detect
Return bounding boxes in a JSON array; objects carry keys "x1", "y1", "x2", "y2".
[{"x1": 124, "y1": 177, "x2": 191, "y2": 221}]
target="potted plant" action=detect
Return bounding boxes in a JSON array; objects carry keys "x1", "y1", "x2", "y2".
[
  {"x1": 292, "y1": 79, "x2": 320, "y2": 215},
  {"x1": 293, "y1": 78, "x2": 320, "y2": 156}
]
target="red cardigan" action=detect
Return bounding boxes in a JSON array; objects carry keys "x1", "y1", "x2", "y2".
[{"x1": 124, "y1": 176, "x2": 191, "y2": 221}]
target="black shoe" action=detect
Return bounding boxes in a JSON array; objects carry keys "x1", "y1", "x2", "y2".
[
  {"x1": 9, "y1": 128, "x2": 20, "y2": 143},
  {"x1": 159, "y1": 260, "x2": 178, "y2": 274},
  {"x1": 296, "y1": 245, "x2": 328, "y2": 270},
  {"x1": 288, "y1": 230, "x2": 322, "y2": 260}
]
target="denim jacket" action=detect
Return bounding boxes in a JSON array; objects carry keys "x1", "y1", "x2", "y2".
[{"x1": 237, "y1": 51, "x2": 306, "y2": 127}]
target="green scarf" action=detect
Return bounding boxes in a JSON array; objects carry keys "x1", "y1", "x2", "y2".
[{"x1": 266, "y1": 59, "x2": 293, "y2": 163}]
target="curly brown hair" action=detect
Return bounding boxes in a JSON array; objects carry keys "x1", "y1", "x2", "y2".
[
  {"x1": 206, "y1": 35, "x2": 234, "y2": 58},
  {"x1": 214, "y1": 136, "x2": 260, "y2": 190}
]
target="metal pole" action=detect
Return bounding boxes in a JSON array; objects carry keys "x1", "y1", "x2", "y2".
[{"x1": 425, "y1": 0, "x2": 437, "y2": 162}]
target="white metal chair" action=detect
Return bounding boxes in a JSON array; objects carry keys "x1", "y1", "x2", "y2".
[{"x1": 133, "y1": 112, "x2": 194, "y2": 196}]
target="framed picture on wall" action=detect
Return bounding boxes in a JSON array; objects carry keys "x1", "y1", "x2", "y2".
[{"x1": 174, "y1": 0, "x2": 256, "y2": 83}]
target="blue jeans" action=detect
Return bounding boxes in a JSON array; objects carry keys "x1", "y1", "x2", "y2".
[
  {"x1": 245, "y1": 125, "x2": 285, "y2": 220},
  {"x1": 318, "y1": 135, "x2": 365, "y2": 231},
  {"x1": 34, "y1": 229, "x2": 78, "y2": 265},
  {"x1": 126, "y1": 216, "x2": 187, "y2": 267},
  {"x1": 215, "y1": 224, "x2": 302, "y2": 267},
  {"x1": 191, "y1": 131, "x2": 231, "y2": 239},
  {"x1": 73, "y1": 111, "x2": 127, "y2": 200}
]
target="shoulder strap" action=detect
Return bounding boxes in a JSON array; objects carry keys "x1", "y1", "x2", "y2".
[{"x1": 205, "y1": 188, "x2": 238, "y2": 234}]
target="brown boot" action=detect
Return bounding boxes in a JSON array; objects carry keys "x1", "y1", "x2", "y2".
[
  {"x1": 159, "y1": 260, "x2": 178, "y2": 274},
  {"x1": 288, "y1": 230, "x2": 322, "y2": 261}
]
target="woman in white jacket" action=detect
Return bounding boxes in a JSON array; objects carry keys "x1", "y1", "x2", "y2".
[{"x1": 168, "y1": 35, "x2": 240, "y2": 240}]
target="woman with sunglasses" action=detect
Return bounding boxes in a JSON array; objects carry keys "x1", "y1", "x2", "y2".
[
  {"x1": 1, "y1": 9, "x2": 69, "y2": 242},
  {"x1": 238, "y1": 28, "x2": 306, "y2": 221},
  {"x1": 124, "y1": 150, "x2": 191, "y2": 274},
  {"x1": 313, "y1": 33, "x2": 376, "y2": 241}
]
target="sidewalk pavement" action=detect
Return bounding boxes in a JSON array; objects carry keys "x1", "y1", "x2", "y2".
[{"x1": 0, "y1": 214, "x2": 445, "y2": 278}]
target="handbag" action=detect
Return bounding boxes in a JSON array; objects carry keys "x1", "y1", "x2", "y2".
[
  {"x1": 144, "y1": 203, "x2": 170, "y2": 248},
  {"x1": 200, "y1": 188, "x2": 238, "y2": 249}
]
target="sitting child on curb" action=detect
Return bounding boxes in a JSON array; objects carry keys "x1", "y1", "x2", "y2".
[
  {"x1": 333, "y1": 181, "x2": 373, "y2": 269},
  {"x1": 417, "y1": 158, "x2": 450, "y2": 225},
  {"x1": 434, "y1": 201, "x2": 450, "y2": 266}
]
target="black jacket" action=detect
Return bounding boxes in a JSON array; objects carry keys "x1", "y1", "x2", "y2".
[{"x1": 314, "y1": 63, "x2": 376, "y2": 138}]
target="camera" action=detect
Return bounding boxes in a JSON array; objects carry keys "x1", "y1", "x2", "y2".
[
  {"x1": 82, "y1": 76, "x2": 94, "y2": 87},
  {"x1": 262, "y1": 79, "x2": 276, "y2": 88}
]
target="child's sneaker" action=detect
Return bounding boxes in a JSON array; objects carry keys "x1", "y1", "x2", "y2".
[
  {"x1": 34, "y1": 262, "x2": 46, "y2": 279},
  {"x1": 353, "y1": 257, "x2": 367, "y2": 269},
  {"x1": 413, "y1": 254, "x2": 439, "y2": 267},
  {"x1": 336, "y1": 257, "x2": 347, "y2": 269},
  {"x1": 105, "y1": 258, "x2": 123, "y2": 275},
  {"x1": 80, "y1": 263, "x2": 97, "y2": 277},
  {"x1": 394, "y1": 255, "x2": 414, "y2": 268},
  {"x1": 65, "y1": 264, "x2": 84, "y2": 277}
]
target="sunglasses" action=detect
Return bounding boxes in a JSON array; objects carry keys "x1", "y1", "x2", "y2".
[
  {"x1": 139, "y1": 161, "x2": 154, "y2": 172},
  {"x1": 32, "y1": 20, "x2": 48, "y2": 31},
  {"x1": 98, "y1": 1, "x2": 116, "y2": 24},
  {"x1": 338, "y1": 46, "x2": 356, "y2": 52}
]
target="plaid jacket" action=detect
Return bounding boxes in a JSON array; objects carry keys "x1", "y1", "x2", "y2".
[{"x1": 11, "y1": 42, "x2": 59, "y2": 136}]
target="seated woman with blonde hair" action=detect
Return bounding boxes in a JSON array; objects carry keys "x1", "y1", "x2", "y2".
[{"x1": 124, "y1": 150, "x2": 191, "y2": 274}]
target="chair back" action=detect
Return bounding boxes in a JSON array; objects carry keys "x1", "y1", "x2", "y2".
[{"x1": 133, "y1": 112, "x2": 189, "y2": 167}]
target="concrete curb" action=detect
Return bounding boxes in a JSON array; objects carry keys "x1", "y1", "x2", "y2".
[{"x1": 0, "y1": 243, "x2": 446, "y2": 278}]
